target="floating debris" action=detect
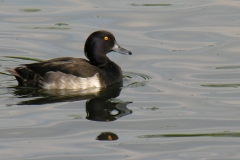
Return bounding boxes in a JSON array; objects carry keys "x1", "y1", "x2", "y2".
[
  {"x1": 131, "y1": 3, "x2": 171, "y2": 6},
  {"x1": 20, "y1": 9, "x2": 41, "y2": 12},
  {"x1": 55, "y1": 22, "x2": 69, "y2": 26}
]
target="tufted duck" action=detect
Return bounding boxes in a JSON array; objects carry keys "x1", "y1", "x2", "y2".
[{"x1": 6, "y1": 30, "x2": 132, "y2": 89}]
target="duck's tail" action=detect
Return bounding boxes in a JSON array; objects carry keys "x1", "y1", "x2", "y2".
[{"x1": 6, "y1": 67, "x2": 42, "y2": 87}]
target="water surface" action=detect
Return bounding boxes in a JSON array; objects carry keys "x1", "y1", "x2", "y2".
[{"x1": 0, "y1": 0, "x2": 240, "y2": 159}]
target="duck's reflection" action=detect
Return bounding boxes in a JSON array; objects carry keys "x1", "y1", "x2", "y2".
[
  {"x1": 86, "y1": 98, "x2": 132, "y2": 122},
  {"x1": 11, "y1": 82, "x2": 132, "y2": 121}
]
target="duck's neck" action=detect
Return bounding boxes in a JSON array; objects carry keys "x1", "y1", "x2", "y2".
[
  {"x1": 86, "y1": 42, "x2": 109, "y2": 66},
  {"x1": 92, "y1": 52, "x2": 109, "y2": 66}
]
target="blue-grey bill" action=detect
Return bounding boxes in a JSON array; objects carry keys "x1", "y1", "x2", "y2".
[{"x1": 112, "y1": 42, "x2": 132, "y2": 55}]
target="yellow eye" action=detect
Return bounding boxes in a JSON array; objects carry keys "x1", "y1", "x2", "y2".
[{"x1": 104, "y1": 36, "x2": 108, "y2": 40}]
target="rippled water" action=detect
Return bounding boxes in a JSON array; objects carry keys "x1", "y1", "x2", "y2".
[{"x1": 1, "y1": 0, "x2": 240, "y2": 159}]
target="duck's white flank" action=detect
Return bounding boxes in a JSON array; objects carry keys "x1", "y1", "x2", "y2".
[{"x1": 43, "y1": 71, "x2": 101, "y2": 89}]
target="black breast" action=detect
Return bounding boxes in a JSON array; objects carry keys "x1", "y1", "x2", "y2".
[{"x1": 96, "y1": 60, "x2": 123, "y2": 86}]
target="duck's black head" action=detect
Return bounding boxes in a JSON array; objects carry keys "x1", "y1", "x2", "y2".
[{"x1": 84, "y1": 30, "x2": 132, "y2": 66}]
